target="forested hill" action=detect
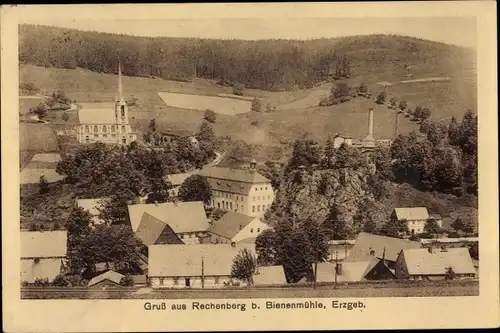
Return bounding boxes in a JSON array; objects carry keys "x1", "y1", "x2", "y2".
[{"x1": 19, "y1": 24, "x2": 475, "y2": 91}]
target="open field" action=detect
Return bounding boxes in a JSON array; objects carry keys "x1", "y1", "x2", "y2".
[
  {"x1": 20, "y1": 123, "x2": 59, "y2": 152},
  {"x1": 21, "y1": 280, "x2": 479, "y2": 299},
  {"x1": 158, "y1": 92, "x2": 252, "y2": 115},
  {"x1": 19, "y1": 63, "x2": 474, "y2": 149}
]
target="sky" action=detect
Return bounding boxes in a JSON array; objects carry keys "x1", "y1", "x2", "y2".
[{"x1": 23, "y1": 17, "x2": 477, "y2": 48}]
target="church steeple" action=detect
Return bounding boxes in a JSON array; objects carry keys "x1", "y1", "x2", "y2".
[{"x1": 118, "y1": 61, "x2": 124, "y2": 103}]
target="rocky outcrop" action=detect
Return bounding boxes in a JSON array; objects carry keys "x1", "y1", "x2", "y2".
[{"x1": 266, "y1": 167, "x2": 374, "y2": 228}]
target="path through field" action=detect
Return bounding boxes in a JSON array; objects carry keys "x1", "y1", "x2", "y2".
[{"x1": 277, "y1": 86, "x2": 330, "y2": 110}]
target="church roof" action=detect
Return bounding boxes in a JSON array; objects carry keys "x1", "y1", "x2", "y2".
[{"x1": 78, "y1": 108, "x2": 117, "y2": 125}]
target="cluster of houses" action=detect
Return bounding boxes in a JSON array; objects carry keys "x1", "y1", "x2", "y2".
[{"x1": 21, "y1": 191, "x2": 478, "y2": 288}]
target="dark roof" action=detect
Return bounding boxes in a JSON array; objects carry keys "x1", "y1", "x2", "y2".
[
  {"x1": 207, "y1": 212, "x2": 256, "y2": 240},
  {"x1": 199, "y1": 167, "x2": 270, "y2": 184},
  {"x1": 346, "y1": 232, "x2": 422, "y2": 262},
  {"x1": 135, "y1": 213, "x2": 170, "y2": 246}
]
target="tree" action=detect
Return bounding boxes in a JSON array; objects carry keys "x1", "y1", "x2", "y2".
[
  {"x1": 231, "y1": 248, "x2": 257, "y2": 284},
  {"x1": 469, "y1": 242, "x2": 478, "y2": 260},
  {"x1": 363, "y1": 219, "x2": 378, "y2": 234},
  {"x1": 322, "y1": 136, "x2": 336, "y2": 168},
  {"x1": 39, "y1": 175, "x2": 49, "y2": 194},
  {"x1": 31, "y1": 103, "x2": 47, "y2": 119},
  {"x1": 424, "y1": 218, "x2": 441, "y2": 237},
  {"x1": 447, "y1": 116, "x2": 460, "y2": 145},
  {"x1": 376, "y1": 91, "x2": 386, "y2": 104},
  {"x1": 149, "y1": 118, "x2": 156, "y2": 132},
  {"x1": 358, "y1": 83, "x2": 368, "y2": 94},
  {"x1": 265, "y1": 103, "x2": 274, "y2": 113},
  {"x1": 29, "y1": 223, "x2": 38, "y2": 231},
  {"x1": 462, "y1": 220, "x2": 475, "y2": 235},
  {"x1": 120, "y1": 275, "x2": 135, "y2": 286},
  {"x1": 20, "y1": 82, "x2": 39, "y2": 95},
  {"x1": 145, "y1": 178, "x2": 171, "y2": 204},
  {"x1": 98, "y1": 191, "x2": 137, "y2": 225},
  {"x1": 420, "y1": 107, "x2": 431, "y2": 123},
  {"x1": 233, "y1": 83, "x2": 245, "y2": 96},
  {"x1": 332, "y1": 82, "x2": 350, "y2": 99},
  {"x1": 251, "y1": 98, "x2": 262, "y2": 112},
  {"x1": 178, "y1": 174, "x2": 212, "y2": 204},
  {"x1": 413, "y1": 105, "x2": 423, "y2": 120},
  {"x1": 255, "y1": 229, "x2": 278, "y2": 266},
  {"x1": 380, "y1": 219, "x2": 408, "y2": 238},
  {"x1": 78, "y1": 224, "x2": 141, "y2": 273},
  {"x1": 62, "y1": 112, "x2": 70, "y2": 122},
  {"x1": 52, "y1": 274, "x2": 69, "y2": 287},
  {"x1": 204, "y1": 109, "x2": 217, "y2": 123},
  {"x1": 197, "y1": 122, "x2": 215, "y2": 143},
  {"x1": 66, "y1": 207, "x2": 93, "y2": 273},
  {"x1": 451, "y1": 218, "x2": 465, "y2": 232},
  {"x1": 399, "y1": 100, "x2": 408, "y2": 111},
  {"x1": 52, "y1": 221, "x2": 60, "y2": 231},
  {"x1": 287, "y1": 136, "x2": 321, "y2": 171},
  {"x1": 335, "y1": 143, "x2": 365, "y2": 170}
]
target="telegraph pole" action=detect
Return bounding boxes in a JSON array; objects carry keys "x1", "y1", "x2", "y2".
[
  {"x1": 313, "y1": 225, "x2": 319, "y2": 289},
  {"x1": 334, "y1": 251, "x2": 338, "y2": 289},
  {"x1": 201, "y1": 256, "x2": 205, "y2": 289}
]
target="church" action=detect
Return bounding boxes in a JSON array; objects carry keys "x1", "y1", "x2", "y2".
[{"x1": 76, "y1": 63, "x2": 137, "y2": 145}]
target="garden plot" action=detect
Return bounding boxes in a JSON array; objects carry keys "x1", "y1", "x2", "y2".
[
  {"x1": 158, "y1": 92, "x2": 252, "y2": 115},
  {"x1": 20, "y1": 153, "x2": 64, "y2": 185}
]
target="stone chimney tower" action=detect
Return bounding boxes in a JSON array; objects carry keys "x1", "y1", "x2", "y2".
[{"x1": 368, "y1": 108, "x2": 374, "y2": 138}]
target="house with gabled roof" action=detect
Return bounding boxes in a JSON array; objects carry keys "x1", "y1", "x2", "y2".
[
  {"x1": 21, "y1": 230, "x2": 68, "y2": 283},
  {"x1": 391, "y1": 207, "x2": 442, "y2": 234},
  {"x1": 148, "y1": 243, "x2": 256, "y2": 289},
  {"x1": 395, "y1": 247, "x2": 476, "y2": 280},
  {"x1": 254, "y1": 265, "x2": 287, "y2": 286},
  {"x1": 206, "y1": 211, "x2": 271, "y2": 244},
  {"x1": 135, "y1": 213, "x2": 184, "y2": 246},
  {"x1": 314, "y1": 257, "x2": 391, "y2": 283},
  {"x1": 88, "y1": 270, "x2": 125, "y2": 288},
  {"x1": 345, "y1": 232, "x2": 422, "y2": 269},
  {"x1": 127, "y1": 201, "x2": 209, "y2": 244},
  {"x1": 198, "y1": 161, "x2": 275, "y2": 218}
]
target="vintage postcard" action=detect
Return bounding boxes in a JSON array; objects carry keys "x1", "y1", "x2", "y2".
[{"x1": 2, "y1": 2, "x2": 499, "y2": 332}]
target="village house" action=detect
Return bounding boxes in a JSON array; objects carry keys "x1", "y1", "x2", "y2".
[
  {"x1": 395, "y1": 247, "x2": 476, "y2": 280},
  {"x1": 148, "y1": 243, "x2": 256, "y2": 289},
  {"x1": 391, "y1": 207, "x2": 443, "y2": 235},
  {"x1": 21, "y1": 230, "x2": 68, "y2": 283},
  {"x1": 332, "y1": 134, "x2": 353, "y2": 149},
  {"x1": 345, "y1": 232, "x2": 422, "y2": 269},
  {"x1": 128, "y1": 201, "x2": 210, "y2": 245},
  {"x1": 198, "y1": 161, "x2": 275, "y2": 218},
  {"x1": 314, "y1": 256, "x2": 394, "y2": 283},
  {"x1": 206, "y1": 211, "x2": 271, "y2": 244},
  {"x1": 165, "y1": 172, "x2": 196, "y2": 198},
  {"x1": 87, "y1": 270, "x2": 125, "y2": 288},
  {"x1": 253, "y1": 265, "x2": 287, "y2": 286},
  {"x1": 75, "y1": 197, "x2": 109, "y2": 225},
  {"x1": 75, "y1": 62, "x2": 137, "y2": 145},
  {"x1": 134, "y1": 213, "x2": 185, "y2": 246}
]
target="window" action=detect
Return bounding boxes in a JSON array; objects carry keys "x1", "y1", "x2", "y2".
[
  {"x1": 122, "y1": 138, "x2": 126, "y2": 144},
  {"x1": 85, "y1": 125, "x2": 89, "y2": 133},
  {"x1": 252, "y1": 206, "x2": 255, "y2": 212},
  {"x1": 217, "y1": 203, "x2": 220, "y2": 209},
  {"x1": 251, "y1": 228, "x2": 254, "y2": 233},
  {"x1": 265, "y1": 187, "x2": 267, "y2": 190},
  {"x1": 369, "y1": 250, "x2": 375, "y2": 256},
  {"x1": 111, "y1": 125, "x2": 115, "y2": 132},
  {"x1": 121, "y1": 125, "x2": 126, "y2": 133},
  {"x1": 121, "y1": 106, "x2": 125, "y2": 117},
  {"x1": 85, "y1": 136, "x2": 89, "y2": 143},
  {"x1": 102, "y1": 125, "x2": 107, "y2": 132},
  {"x1": 214, "y1": 276, "x2": 220, "y2": 284},
  {"x1": 261, "y1": 187, "x2": 263, "y2": 191},
  {"x1": 173, "y1": 277, "x2": 179, "y2": 286},
  {"x1": 230, "y1": 203, "x2": 233, "y2": 210},
  {"x1": 94, "y1": 125, "x2": 98, "y2": 132},
  {"x1": 257, "y1": 228, "x2": 260, "y2": 232},
  {"x1": 185, "y1": 278, "x2": 191, "y2": 287},
  {"x1": 159, "y1": 278, "x2": 164, "y2": 286},
  {"x1": 257, "y1": 205, "x2": 261, "y2": 212}
]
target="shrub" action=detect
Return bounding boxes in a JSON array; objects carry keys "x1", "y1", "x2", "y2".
[
  {"x1": 319, "y1": 98, "x2": 332, "y2": 107},
  {"x1": 120, "y1": 275, "x2": 135, "y2": 287},
  {"x1": 233, "y1": 83, "x2": 245, "y2": 96},
  {"x1": 250, "y1": 120, "x2": 260, "y2": 126},
  {"x1": 376, "y1": 91, "x2": 387, "y2": 104},
  {"x1": 62, "y1": 112, "x2": 70, "y2": 122},
  {"x1": 251, "y1": 98, "x2": 262, "y2": 112},
  {"x1": 339, "y1": 96, "x2": 352, "y2": 103},
  {"x1": 204, "y1": 109, "x2": 217, "y2": 123},
  {"x1": 358, "y1": 83, "x2": 368, "y2": 94},
  {"x1": 33, "y1": 277, "x2": 50, "y2": 287},
  {"x1": 52, "y1": 274, "x2": 70, "y2": 287}
]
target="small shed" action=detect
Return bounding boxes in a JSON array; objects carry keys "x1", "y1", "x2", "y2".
[{"x1": 88, "y1": 270, "x2": 125, "y2": 288}]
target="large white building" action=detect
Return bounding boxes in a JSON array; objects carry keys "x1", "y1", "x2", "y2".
[
  {"x1": 198, "y1": 161, "x2": 275, "y2": 218},
  {"x1": 206, "y1": 212, "x2": 271, "y2": 244},
  {"x1": 76, "y1": 63, "x2": 137, "y2": 145},
  {"x1": 148, "y1": 243, "x2": 255, "y2": 289}
]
